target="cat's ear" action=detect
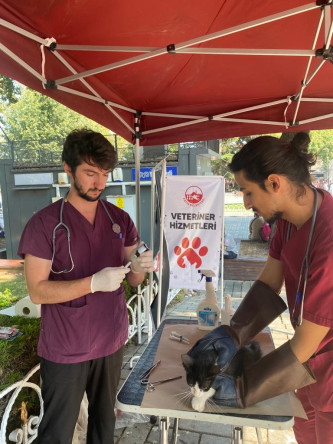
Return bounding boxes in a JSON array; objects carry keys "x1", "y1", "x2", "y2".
[{"x1": 181, "y1": 354, "x2": 194, "y2": 370}]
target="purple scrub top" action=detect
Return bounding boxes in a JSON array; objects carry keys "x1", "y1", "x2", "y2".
[{"x1": 18, "y1": 199, "x2": 139, "y2": 364}]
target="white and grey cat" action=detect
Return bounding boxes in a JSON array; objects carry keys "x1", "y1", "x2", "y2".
[{"x1": 181, "y1": 342, "x2": 261, "y2": 412}]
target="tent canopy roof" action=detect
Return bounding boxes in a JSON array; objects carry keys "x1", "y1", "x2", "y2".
[{"x1": 0, "y1": 0, "x2": 333, "y2": 145}]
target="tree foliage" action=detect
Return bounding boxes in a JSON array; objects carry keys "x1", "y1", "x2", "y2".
[
  {"x1": 1, "y1": 76, "x2": 332, "y2": 169},
  {"x1": 211, "y1": 131, "x2": 333, "y2": 178},
  {"x1": 211, "y1": 136, "x2": 255, "y2": 177},
  {"x1": 0, "y1": 75, "x2": 21, "y2": 106},
  {"x1": 308, "y1": 130, "x2": 333, "y2": 168},
  {"x1": 3, "y1": 87, "x2": 110, "y2": 144},
  {"x1": 0, "y1": 78, "x2": 134, "y2": 162}
]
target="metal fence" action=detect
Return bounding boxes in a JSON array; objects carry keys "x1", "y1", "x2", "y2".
[{"x1": 0, "y1": 136, "x2": 188, "y2": 167}]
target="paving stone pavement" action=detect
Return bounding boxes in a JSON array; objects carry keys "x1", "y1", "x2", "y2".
[{"x1": 115, "y1": 283, "x2": 297, "y2": 444}]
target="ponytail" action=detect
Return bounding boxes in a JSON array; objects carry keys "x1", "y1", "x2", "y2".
[{"x1": 229, "y1": 132, "x2": 316, "y2": 190}]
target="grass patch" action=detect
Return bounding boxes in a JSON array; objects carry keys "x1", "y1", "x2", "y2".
[
  {"x1": 0, "y1": 314, "x2": 41, "y2": 440},
  {"x1": 0, "y1": 314, "x2": 40, "y2": 390},
  {"x1": 224, "y1": 203, "x2": 251, "y2": 211},
  {"x1": 0, "y1": 270, "x2": 28, "y2": 308}
]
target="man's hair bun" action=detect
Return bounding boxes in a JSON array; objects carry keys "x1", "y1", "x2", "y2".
[{"x1": 291, "y1": 132, "x2": 310, "y2": 153}]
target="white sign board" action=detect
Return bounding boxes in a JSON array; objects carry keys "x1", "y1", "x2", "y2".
[{"x1": 164, "y1": 176, "x2": 224, "y2": 290}]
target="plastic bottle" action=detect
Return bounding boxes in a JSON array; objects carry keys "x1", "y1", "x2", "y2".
[
  {"x1": 197, "y1": 270, "x2": 221, "y2": 330},
  {"x1": 220, "y1": 294, "x2": 234, "y2": 325}
]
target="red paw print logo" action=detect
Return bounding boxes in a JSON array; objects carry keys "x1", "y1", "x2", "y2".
[{"x1": 174, "y1": 237, "x2": 208, "y2": 268}]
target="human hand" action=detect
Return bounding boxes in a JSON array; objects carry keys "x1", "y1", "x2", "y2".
[
  {"x1": 130, "y1": 248, "x2": 154, "y2": 274},
  {"x1": 91, "y1": 267, "x2": 130, "y2": 293}
]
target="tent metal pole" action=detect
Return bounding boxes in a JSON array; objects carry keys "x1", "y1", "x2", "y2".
[
  {"x1": 216, "y1": 117, "x2": 285, "y2": 126},
  {"x1": 0, "y1": 43, "x2": 44, "y2": 82},
  {"x1": 177, "y1": 48, "x2": 314, "y2": 56},
  {"x1": 148, "y1": 169, "x2": 156, "y2": 341},
  {"x1": 302, "y1": 98, "x2": 333, "y2": 103},
  {"x1": 51, "y1": 4, "x2": 319, "y2": 87},
  {"x1": 134, "y1": 115, "x2": 142, "y2": 344},
  {"x1": 56, "y1": 44, "x2": 158, "y2": 53},
  {"x1": 143, "y1": 111, "x2": 203, "y2": 119},
  {"x1": 0, "y1": 18, "x2": 45, "y2": 44},
  {"x1": 57, "y1": 85, "x2": 135, "y2": 134},
  {"x1": 142, "y1": 99, "x2": 288, "y2": 136},
  {"x1": 324, "y1": 3, "x2": 333, "y2": 46},
  {"x1": 174, "y1": 3, "x2": 318, "y2": 51},
  {"x1": 215, "y1": 99, "x2": 288, "y2": 117},
  {"x1": 134, "y1": 116, "x2": 141, "y2": 236},
  {"x1": 56, "y1": 47, "x2": 168, "y2": 86},
  {"x1": 52, "y1": 51, "x2": 135, "y2": 112},
  {"x1": 292, "y1": 7, "x2": 325, "y2": 124},
  {"x1": 57, "y1": 85, "x2": 135, "y2": 112},
  {"x1": 149, "y1": 156, "x2": 169, "y2": 337},
  {"x1": 157, "y1": 158, "x2": 167, "y2": 328},
  {"x1": 300, "y1": 59, "x2": 326, "y2": 87},
  {"x1": 143, "y1": 115, "x2": 285, "y2": 136},
  {"x1": 299, "y1": 113, "x2": 333, "y2": 125},
  {"x1": 104, "y1": 104, "x2": 135, "y2": 134}
]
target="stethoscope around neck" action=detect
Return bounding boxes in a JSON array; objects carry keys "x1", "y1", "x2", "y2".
[
  {"x1": 290, "y1": 187, "x2": 318, "y2": 327},
  {"x1": 50, "y1": 198, "x2": 120, "y2": 274}
]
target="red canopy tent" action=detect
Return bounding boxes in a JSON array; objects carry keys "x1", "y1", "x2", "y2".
[
  {"x1": 0, "y1": 0, "x2": 332, "y2": 326},
  {"x1": 0, "y1": 0, "x2": 332, "y2": 147}
]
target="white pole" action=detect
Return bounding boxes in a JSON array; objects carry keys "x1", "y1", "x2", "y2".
[
  {"x1": 157, "y1": 158, "x2": 167, "y2": 327},
  {"x1": 134, "y1": 115, "x2": 142, "y2": 343},
  {"x1": 148, "y1": 167, "x2": 156, "y2": 340}
]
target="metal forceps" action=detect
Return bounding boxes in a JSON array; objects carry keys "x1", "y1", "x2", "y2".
[
  {"x1": 140, "y1": 360, "x2": 161, "y2": 385},
  {"x1": 146, "y1": 376, "x2": 182, "y2": 392}
]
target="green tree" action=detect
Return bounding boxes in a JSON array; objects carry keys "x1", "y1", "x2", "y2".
[
  {"x1": 308, "y1": 130, "x2": 333, "y2": 168},
  {"x1": 0, "y1": 75, "x2": 21, "y2": 106},
  {"x1": 115, "y1": 134, "x2": 134, "y2": 162},
  {"x1": 1, "y1": 82, "x2": 137, "y2": 163},
  {"x1": 1, "y1": 86, "x2": 117, "y2": 162},
  {"x1": 211, "y1": 136, "x2": 255, "y2": 177},
  {"x1": 3, "y1": 87, "x2": 110, "y2": 143}
]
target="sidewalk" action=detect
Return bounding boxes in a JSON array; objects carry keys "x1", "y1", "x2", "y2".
[{"x1": 115, "y1": 284, "x2": 296, "y2": 444}]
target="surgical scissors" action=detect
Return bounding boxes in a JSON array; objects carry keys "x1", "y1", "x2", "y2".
[
  {"x1": 145, "y1": 376, "x2": 182, "y2": 392},
  {"x1": 140, "y1": 360, "x2": 161, "y2": 385}
]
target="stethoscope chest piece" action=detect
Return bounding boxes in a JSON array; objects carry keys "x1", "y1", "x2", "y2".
[{"x1": 112, "y1": 223, "x2": 121, "y2": 234}]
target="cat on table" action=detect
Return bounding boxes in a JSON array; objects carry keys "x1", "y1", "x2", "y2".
[{"x1": 182, "y1": 341, "x2": 261, "y2": 412}]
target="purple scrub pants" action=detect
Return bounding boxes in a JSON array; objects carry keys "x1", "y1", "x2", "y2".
[
  {"x1": 37, "y1": 346, "x2": 124, "y2": 444},
  {"x1": 294, "y1": 386, "x2": 333, "y2": 443}
]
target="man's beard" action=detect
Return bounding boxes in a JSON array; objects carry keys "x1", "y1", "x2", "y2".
[
  {"x1": 73, "y1": 178, "x2": 103, "y2": 202},
  {"x1": 266, "y1": 211, "x2": 283, "y2": 225}
]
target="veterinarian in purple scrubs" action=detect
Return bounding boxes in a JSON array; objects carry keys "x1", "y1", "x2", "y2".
[
  {"x1": 228, "y1": 132, "x2": 333, "y2": 444},
  {"x1": 18, "y1": 129, "x2": 154, "y2": 444}
]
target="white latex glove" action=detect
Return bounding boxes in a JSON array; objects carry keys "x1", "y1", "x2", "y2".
[
  {"x1": 91, "y1": 267, "x2": 130, "y2": 293},
  {"x1": 130, "y1": 249, "x2": 154, "y2": 274}
]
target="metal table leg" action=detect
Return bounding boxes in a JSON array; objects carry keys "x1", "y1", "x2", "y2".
[
  {"x1": 171, "y1": 418, "x2": 179, "y2": 444},
  {"x1": 159, "y1": 417, "x2": 169, "y2": 444},
  {"x1": 232, "y1": 426, "x2": 243, "y2": 444},
  {"x1": 256, "y1": 427, "x2": 264, "y2": 444}
]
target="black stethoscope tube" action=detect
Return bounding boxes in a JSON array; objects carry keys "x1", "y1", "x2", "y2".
[
  {"x1": 50, "y1": 198, "x2": 119, "y2": 274},
  {"x1": 289, "y1": 187, "x2": 318, "y2": 327}
]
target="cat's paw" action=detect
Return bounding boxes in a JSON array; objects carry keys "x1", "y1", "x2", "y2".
[{"x1": 191, "y1": 397, "x2": 205, "y2": 412}]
